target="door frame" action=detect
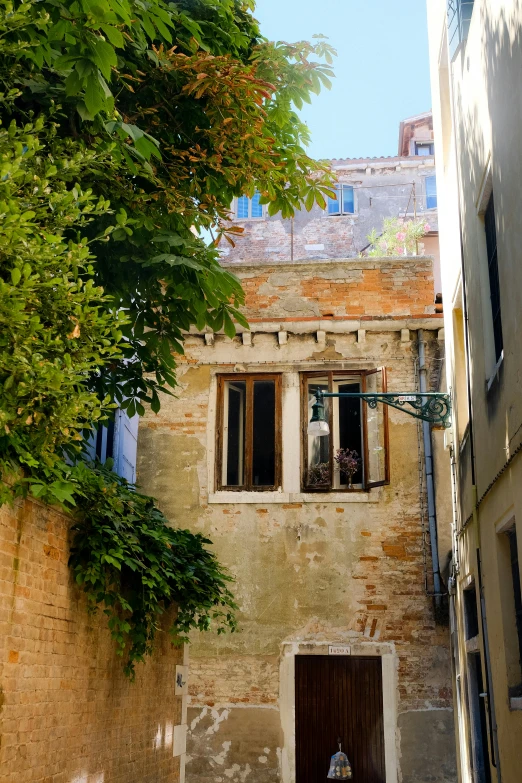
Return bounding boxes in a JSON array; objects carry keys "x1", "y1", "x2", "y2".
[{"x1": 280, "y1": 640, "x2": 398, "y2": 783}]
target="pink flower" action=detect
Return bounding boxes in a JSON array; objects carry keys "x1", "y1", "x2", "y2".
[
  {"x1": 396, "y1": 247, "x2": 403, "y2": 255},
  {"x1": 424, "y1": 223, "x2": 431, "y2": 232},
  {"x1": 396, "y1": 232, "x2": 406, "y2": 241}
]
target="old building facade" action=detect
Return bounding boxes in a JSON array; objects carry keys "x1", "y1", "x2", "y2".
[
  {"x1": 138, "y1": 255, "x2": 457, "y2": 783},
  {"x1": 427, "y1": 1, "x2": 522, "y2": 782},
  {"x1": 221, "y1": 113, "x2": 441, "y2": 290}
]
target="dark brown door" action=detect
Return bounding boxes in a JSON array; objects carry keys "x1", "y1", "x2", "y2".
[{"x1": 295, "y1": 655, "x2": 385, "y2": 783}]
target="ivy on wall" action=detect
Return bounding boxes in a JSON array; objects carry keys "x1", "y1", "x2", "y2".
[{"x1": 69, "y1": 463, "x2": 237, "y2": 678}]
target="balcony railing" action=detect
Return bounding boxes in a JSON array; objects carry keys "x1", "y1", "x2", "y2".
[{"x1": 447, "y1": 0, "x2": 475, "y2": 59}]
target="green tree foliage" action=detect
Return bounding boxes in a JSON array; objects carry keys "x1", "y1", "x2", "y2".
[
  {"x1": 0, "y1": 0, "x2": 335, "y2": 671},
  {"x1": 0, "y1": 115, "x2": 127, "y2": 505},
  {"x1": 1, "y1": 0, "x2": 336, "y2": 412},
  {"x1": 366, "y1": 217, "x2": 430, "y2": 257}
]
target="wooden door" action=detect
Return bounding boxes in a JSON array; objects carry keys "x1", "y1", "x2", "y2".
[{"x1": 295, "y1": 655, "x2": 385, "y2": 783}]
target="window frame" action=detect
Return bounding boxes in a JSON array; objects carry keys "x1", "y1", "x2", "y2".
[
  {"x1": 484, "y1": 193, "x2": 503, "y2": 363},
  {"x1": 327, "y1": 184, "x2": 355, "y2": 216},
  {"x1": 216, "y1": 373, "x2": 282, "y2": 492},
  {"x1": 414, "y1": 142, "x2": 435, "y2": 157},
  {"x1": 300, "y1": 368, "x2": 390, "y2": 493},
  {"x1": 235, "y1": 190, "x2": 264, "y2": 220}
]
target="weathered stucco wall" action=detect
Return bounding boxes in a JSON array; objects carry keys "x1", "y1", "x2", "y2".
[
  {"x1": 0, "y1": 497, "x2": 185, "y2": 783},
  {"x1": 221, "y1": 157, "x2": 438, "y2": 271},
  {"x1": 427, "y1": 2, "x2": 522, "y2": 782},
  {"x1": 138, "y1": 258, "x2": 455, "y2": 783}
]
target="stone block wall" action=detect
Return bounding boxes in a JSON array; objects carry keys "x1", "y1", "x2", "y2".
[{"x1": 0, "y1": 497, "x2": 184, "y2": 783}]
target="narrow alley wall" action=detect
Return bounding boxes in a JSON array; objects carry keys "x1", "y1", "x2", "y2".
[{"x1": 0, "y1": 496, "x2": 185, "y2": 783}]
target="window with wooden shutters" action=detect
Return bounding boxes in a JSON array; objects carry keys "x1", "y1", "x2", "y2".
[
  {"x1": 216, "y1": 374, "x2": 282, "y2": 491},
  {"x1": 301, "y1": 369, "x2": 390, "y2": 492}
]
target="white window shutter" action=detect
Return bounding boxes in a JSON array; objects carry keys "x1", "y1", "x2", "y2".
[{"x1": 113, "y1": 408, "x2": 139, "y2": 483}]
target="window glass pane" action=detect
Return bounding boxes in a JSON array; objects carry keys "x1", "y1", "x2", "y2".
[
  {"x1": 426, "y1": 175, "x2": 437, "y2": 209},
  {"x1": 223, "y1": 381, "x2": 246, "y2": 486},
  {"x1": 415, "y1": 143, "x2": 432, "y2": 156},
  {"x1": 366, "y1": 371, "x2": 387, "y2": 485},
  {"x1": 342, "y1": 186, "x2": 355, "y2": 214},
  {"x1": 335, "y1": 381, "x2": 363, "y2": 487},
  {"x1": 307, "y1": 378, "x2": 330, "y2": 486},
  {"x1": 251, "y1": 190, "x2": 263, "y2": 218},
  {"x1": 507, "y1": 528, "x2": 522, "y2": 672},
  {"x1": 328, "y1": 187, "x2": 341, "y2": 215},
  {"x1": 237, "y1": 195, "x2": 249, "y2": 219},
  {"x1": 252, "y1": 380, "x2": 276, "y2": 486},
  {"x1": 485, "y1": 195, "x2": 503, "y2": 361}
]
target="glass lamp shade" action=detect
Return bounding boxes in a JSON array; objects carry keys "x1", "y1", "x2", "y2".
[{"x1": 308, "y1": 419, "x2": 330, "y2": 436}]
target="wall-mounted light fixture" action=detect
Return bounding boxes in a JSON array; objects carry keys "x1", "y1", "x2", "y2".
[{"x1": 308, "y1": 389, "x2": 451, "y2": 436}]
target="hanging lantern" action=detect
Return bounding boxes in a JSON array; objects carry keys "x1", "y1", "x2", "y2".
[{"x1": 327, "y1": 741, "x2": 353, "y2": 780}]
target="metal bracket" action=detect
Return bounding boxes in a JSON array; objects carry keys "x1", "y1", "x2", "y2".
[{"x1": 316, "y1": 391, "x2": 451, "y2": 428}]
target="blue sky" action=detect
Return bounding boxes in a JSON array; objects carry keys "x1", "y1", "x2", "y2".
[{"x1": 253, "y1": 0, "x2": 432, "y2": 160}]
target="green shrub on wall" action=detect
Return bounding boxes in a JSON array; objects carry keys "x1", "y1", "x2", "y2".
[{"x1": 69, "y1": 462, "x2": 237, "y2": 678}]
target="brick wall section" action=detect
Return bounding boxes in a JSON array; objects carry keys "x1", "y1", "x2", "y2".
[
  {"x1": 0, "y1": 497, "x2": 183, "y2": 783},
  {"x1": 229, "y1": 258, "x2": 436, "y2": 322}
]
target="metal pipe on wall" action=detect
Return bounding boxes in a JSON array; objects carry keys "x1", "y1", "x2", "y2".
[{"x1": 418, "y1": 330, "x2": 442, "y2": 605}]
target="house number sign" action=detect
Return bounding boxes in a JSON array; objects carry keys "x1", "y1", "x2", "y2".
[{"x1": 328, "y1": 645, "x2": 351, "y2": 656}]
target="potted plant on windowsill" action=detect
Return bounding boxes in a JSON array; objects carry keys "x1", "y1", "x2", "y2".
[
  {"x1": 334, "y1": 448, "x2": 361, "y2": 489},
  {"x1": 307, "y1": 462, "x2": 330, "y2": 487},
  {"x1": 308, "y1": 450, "x2": 361, "y2": 490}
]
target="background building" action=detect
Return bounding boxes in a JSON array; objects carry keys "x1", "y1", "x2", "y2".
[
  {"x1": 138, "y1": 253, "x2": 456, "y2": 783},
  {"x1": 427, "y1": 2, "x2": 522, "y2": 782},
  {"x1": 221, "y1": 112, "x2": 442, "y2": 290}
]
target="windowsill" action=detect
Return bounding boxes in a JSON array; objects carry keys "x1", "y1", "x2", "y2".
[
  {"x1": 233, "y1": 216, "x2": 265, "y2": 222},
  {"x1": 326, "y1": 213, "x2": 357, "y2": 218},
  {"x1": 510, "y1": 696, "x2": 522, "y2": 711},
  {"x1": 208, "y1": 490, "x2": 380, "y2": 504},
  {"x1": 486, "y1": 350, "x2": 504, "y2": 393}
]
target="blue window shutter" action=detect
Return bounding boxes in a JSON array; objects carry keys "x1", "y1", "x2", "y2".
[
  {"x1": 251, "y1": 190, "x2": 263, "y2": 218},
  {"x1": 113, "y1": 409, "x2": 139, "y2": 483},
  {"x1": 236, "y1": 195, "x2": 249, "y2": 218},
  {"x1": 426, "y1": 175, "x2": 437, "y2": 209},
  {"x1": 342, "y1": 186, "x2": 355, "y2": 214},
  {"x1": 83, "y1": 429, "x2": 97, "y2": 462},
  {"x1": 328, "y1": 185, "x2": 341, "y2": 214}
]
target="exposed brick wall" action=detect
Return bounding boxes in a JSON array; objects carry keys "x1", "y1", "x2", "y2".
[
  {"x1": 0, "y1": 497, "x2": 183, "y2": 783},
  {"x1": 230, "y1": 258, "x2": 436, "y2": 322}
]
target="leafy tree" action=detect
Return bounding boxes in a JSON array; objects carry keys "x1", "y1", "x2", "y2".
[
  {"x1": 1, "y1": 0, "x2": 336, "y2": 415},
  {"x1": 0, "y1": 0, "x2": 335, "y2": 671}
]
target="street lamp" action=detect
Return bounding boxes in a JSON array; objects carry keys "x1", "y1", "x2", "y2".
[
  {"x1": 308, "y1": 389, "x2": 451, "y2": 434},
  {"x1": 308, "y1": 393, "x2": 330, "y2": 436}
]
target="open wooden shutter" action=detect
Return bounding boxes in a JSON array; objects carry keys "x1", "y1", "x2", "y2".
[{"x1": 363, "y1": 367, "x2": 390, "y2": 488}]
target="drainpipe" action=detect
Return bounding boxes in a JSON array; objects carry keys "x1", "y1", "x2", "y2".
[{"x1": 418, "y1": 330, "x2": 442, "y2": 607}]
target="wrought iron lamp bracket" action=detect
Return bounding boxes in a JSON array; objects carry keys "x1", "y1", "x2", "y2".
[{"x1": 316, "y1": 390, "x2": 451, "y2": 428}]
